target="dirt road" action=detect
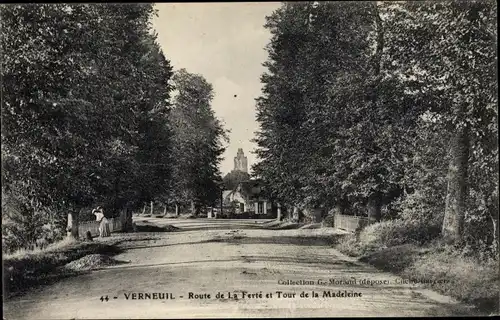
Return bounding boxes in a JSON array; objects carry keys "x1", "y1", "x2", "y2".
[{"x1": 4, "y1": 218, "x2": 476, "y2": 319}]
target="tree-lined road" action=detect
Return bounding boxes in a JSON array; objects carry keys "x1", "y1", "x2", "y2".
[{"x1": 4, "y1": 219, "x2": 474, "y2": 319}]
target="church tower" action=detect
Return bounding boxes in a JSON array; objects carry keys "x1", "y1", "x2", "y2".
[{"x1": 234, "y1": 148, "x2": 248, "y2": 173}]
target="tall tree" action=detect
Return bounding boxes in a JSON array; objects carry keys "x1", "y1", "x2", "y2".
[
  {"x1": 382, "y1": 0, "x2": 497, "y2": 245},
  {"x1": 255, "y1": 2, "x2": 405, "y2": 220},
  {"x1": 1, "y1": 4, "x2": 175, "y2": 245},
  {"x1": 169, "y1": 69, "x2": 228, "y2": 214}
]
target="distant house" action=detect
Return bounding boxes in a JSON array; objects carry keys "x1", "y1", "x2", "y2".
[{"x1": 222, "y1": 179, "x2": 274, "y2": 216}]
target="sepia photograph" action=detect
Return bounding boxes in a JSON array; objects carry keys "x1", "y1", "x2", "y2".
[{"x1": 1, "y1": 1, "x2": 498, "y2": 319}]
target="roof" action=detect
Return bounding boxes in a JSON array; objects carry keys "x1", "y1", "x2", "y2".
[
  {"x1": 222, "y1": 190, "x2": 233, "y2": 199},
  {"x1": 237, "y1": 179, "x2": 267, "y2": 199}
]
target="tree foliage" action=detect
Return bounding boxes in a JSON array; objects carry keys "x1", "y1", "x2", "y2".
[
  {"x1": 222, "y1": 170, "x2": 251, "y2": 191},
  {"x1": 169, "y1": 69, "x2": 228, "y2": 214},
  {"x1": 254, "y1": 1, "x2": 497, "y2": 253},
  {"x1": 1, "y1": 4, "x2": 175, "y2": 250}
]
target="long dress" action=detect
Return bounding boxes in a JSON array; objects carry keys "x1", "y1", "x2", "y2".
[
  {"x1": 100, "y1": 217, "x2": 111, "y2": 237},
  {"x1": 94, "y1": 210, "x2": 110, "y2": 237}
]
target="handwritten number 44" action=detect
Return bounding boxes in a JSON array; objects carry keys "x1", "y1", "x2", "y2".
[{"x1": 100, "y1": 296, "x2": 109, "y2": 302}]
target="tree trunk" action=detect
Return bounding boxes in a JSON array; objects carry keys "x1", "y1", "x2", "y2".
[
  {"x1": 120, "y1": 208, "x2": 131, "y2": 232},
  {"x1": 277, "y1": 203, "x2": 282, "y2": 221},
  {"x1": 150, "y1": 201, "x2": 154, "y2": 216},
  {"x1": 491, "y1": 213, "x2": 498, "y2": 254},
  {"x1": 66, "y1": 210, "x2": 79, "y2": 239},
  {"x1": 442, "y1": 126, "x2": 469, "y2": 245},
  {"x1": 175, "y1": 203, "x2": 179, "y2": 216},
  {"x1": 120, "y1": 209, "x2": 126, "y2": 231},
  {"x1": 373, "y1": 5, "x2": 384, "y2": 78},
  {"x1": 163, "y1": 204, "x2": 167, "y2": 215},
  {"x1": 190, "y1": 200, "x2": 195, "y2": 215},
  {"x1": 127, "y1": 208, "x2": 133, "y2": 232},
  {"x1": 219, "y1": 191, "x2": 223, "y2": 218},
  {"x1": 491, "y1": 191, "x2": 499, "y2": 254},
  {"x1": 367, "y1": 193, "x2": 382, "y2": 222},
  {"x1": 366, "y1": 6, "x2": 385, "y2": 224},
  {"x1": 142, "y1": 204, "x2": 146, "y2": 215}
]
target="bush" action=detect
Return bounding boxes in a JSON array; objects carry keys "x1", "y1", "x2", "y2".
[
  {"x1": 359, "y1": 218, "x2": 441, "y2": 249},
  {"x1": 360, "y1": 244, "x2": 425, "y2": 273},
  {"x1": 337, "y1": 233, "x2": 365, "y2": 256},
  {"x1": 322, "y1": 214, "x2": 335, "y2": 227},
  {"x1": 392, "y1": 190, "x2": 445, "y2": 226},
  {"x1": 336, "y1": 218, "x2": 441, "y2": 258},
  {"x1": 240, "y1": 212, "x2": 250, "y2": 219},
  {"x1": 2, "y1": 193, "x2": 65, "y2": 254}
]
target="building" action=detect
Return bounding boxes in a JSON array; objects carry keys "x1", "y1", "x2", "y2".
[
  {"x1": 218, "y1": 148, "x2": 274, "y2": 218},
  {"x1": 222, "y1": 179, "x2": 274, "y2": 217},
  {"x1": 233, "y1": 148, "x2": 248, "y2": 173}
]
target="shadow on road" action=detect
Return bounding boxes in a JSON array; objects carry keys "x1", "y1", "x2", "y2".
[
  {"x1": 134, "y1": 218, "x2": 275, "y2": 232},
  {"x1": 169, "y1": 225, "x2": 266, "y2": 231},
  {"x1": 134, "y1": 224, "x2": 180, "y2": 232},
  {"x1": 119, "y1": 239, "x2": 228, "y2": 250},
  {"x1": 102, "y1": 255, "x2": 365, "y2": 272},
  {"x1": 226, "y1": 235, "x2": 343, "y2": 246},
  {"x1": 119, "y1": 234, "x2": 343, "y2": 251}
]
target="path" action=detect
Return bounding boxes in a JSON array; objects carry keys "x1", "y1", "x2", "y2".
[{"x1": 3, "y1": 218, "x2": 475, "y2": 319}]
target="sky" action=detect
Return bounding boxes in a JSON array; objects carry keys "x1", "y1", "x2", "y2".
[{"x1": 151, "y1": 3, "x2": 281, "y2": 175}]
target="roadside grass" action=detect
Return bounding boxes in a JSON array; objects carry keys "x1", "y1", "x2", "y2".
[
  {"x1": 336, "y1": 221, "x2": 499, "y2": 314},
  {"x1": 5, "y1": 237, "x2": 80, "y2": 260},
  {"x1": 3, "y1": 234, "x2": 155, "y2": 299}
]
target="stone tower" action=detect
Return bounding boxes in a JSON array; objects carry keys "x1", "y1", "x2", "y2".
[{"x1": 234, "y1": 148, "x2": 248, "y2": 173}]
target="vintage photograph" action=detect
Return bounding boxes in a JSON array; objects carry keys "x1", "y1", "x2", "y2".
[{"x1": 1, "y1": 1, "x2": 498, "y2": 319}]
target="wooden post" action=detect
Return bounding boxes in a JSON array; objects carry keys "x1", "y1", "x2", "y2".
[
  {"x1": 277, "y1": 203, "x2": 282, "y2": 221},
  {"x1": 292, "y1": 206, "x2": 299, "y2": 222},
  {"x1": 150, "y1": 201, "x2": 154, "y2": 216}
]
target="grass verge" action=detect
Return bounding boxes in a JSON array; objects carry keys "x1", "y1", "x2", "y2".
[
  {"x1": 336, "y1": 229, "x2": 499, "y2": 315},
  {"x1": 3, "y1": 235, "x2": 153, "y2": 299}
]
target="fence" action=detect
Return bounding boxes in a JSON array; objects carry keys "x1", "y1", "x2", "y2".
[
  {"x1": 334, "y1": 214, "x2": 376, "y2": 233},
  {"x1": 78, "y1": 218, "x2": 122, "y2": 238}
]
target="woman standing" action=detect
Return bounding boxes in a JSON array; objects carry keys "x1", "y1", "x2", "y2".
[{"x1": 93, "y1": 207, "x2": 111, "y2": 237}]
